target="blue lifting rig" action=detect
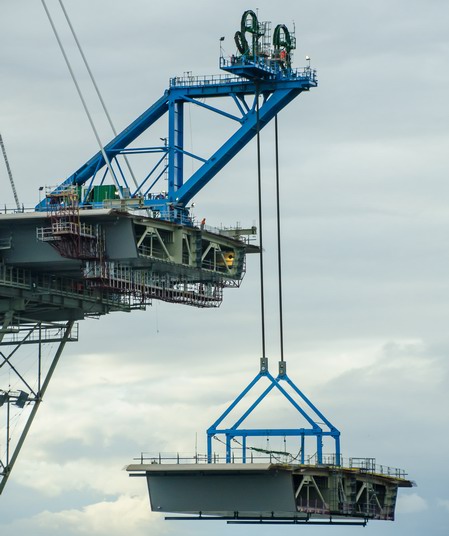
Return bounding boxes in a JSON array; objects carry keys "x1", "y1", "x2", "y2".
[{"x1": 207, "y1": 357, "x2": 341, "y2": 467}]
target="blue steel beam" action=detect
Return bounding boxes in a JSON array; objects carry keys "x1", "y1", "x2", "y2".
[
  {"x1": 214, "y1": 429, "x2": 335, "y2": 437},
  {"x1": 207, "y1": 363, "x2": 340, "y2": 465},
  {"x1": 69, "y1": 92, "x2": 169, "y2": 185},
  {"x1": 229, "y1": 370, "x2": 320, "y2": 431},
  {"x1": 35, "y1": 69, "x2": 315, "y2": 214},
  {"x1": 35, "y1": 92, "x2": 169, "y2": 210},
  {"x1": 174, "y1": 86, "x2": 304, "y2": 206},
  {"x1": 283, "y1": 374, "x2": 340, "y2": 434},
  {"x1": 207, "y1": 372, "x2": 265, "y2": 433}
]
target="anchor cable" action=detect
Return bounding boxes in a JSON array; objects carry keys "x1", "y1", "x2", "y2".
[
  {"x1": 0, "y1": 134, "x2": 21, "y2": 211},
  {"x1": 57, "y1": 0, "x2": 140, "y2": 194},
  {"x1": 41, "y1": 0, "x2": 122, "y2": 196}
]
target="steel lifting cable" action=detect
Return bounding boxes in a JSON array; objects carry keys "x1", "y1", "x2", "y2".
[
  {"x1": 256, "y1": 105, "x2": 285, "y2": 364},
  {"x1": 0, "y1": 134, "x2": 21, "y2": 211},
  {"x1": 274, "y1": 115, "x2": 285, "y2": 363},
  {"x1": 255, "y1": 90, "x2": 266, "y2": 359}
]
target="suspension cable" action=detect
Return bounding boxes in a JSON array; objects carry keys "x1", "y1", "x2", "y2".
[
  {"x1": 57, "y1": 0, "x2": 140, "y2": 193},
  {"x1": 41, "y1": 0, "x2": 122, "y2": 196},
  {"x1": 256, "y1": 90, "x2": 266, "y2": 359},
  {"x1": 0, "y1": 134, "x2": 21, "y2": 211},
  {"x1": 274, "y1": 115, "x2": 285, "y2": 363}
]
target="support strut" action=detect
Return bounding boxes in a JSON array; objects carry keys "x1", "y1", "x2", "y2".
[{"x1": 0, "y1": 317, "x2": 77, "y2": 494}]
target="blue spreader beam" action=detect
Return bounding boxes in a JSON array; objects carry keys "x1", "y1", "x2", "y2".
[{"x1": 207, "y1": 358, "x2": 341, "y2": 465}]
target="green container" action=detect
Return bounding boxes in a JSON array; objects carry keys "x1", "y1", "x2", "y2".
[{"x1": 93, "y1": 185, "x2": 117, "y2": 203}]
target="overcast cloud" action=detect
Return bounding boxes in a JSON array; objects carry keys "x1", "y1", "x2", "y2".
[{"x1": 1, "y1": 1, "x2": 448, "y2": 535}]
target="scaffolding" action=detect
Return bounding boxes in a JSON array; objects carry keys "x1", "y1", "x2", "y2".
[
  {"x1": 37, "y1": 186, "x2": 103, "y2": 260},
  {"x1": 83, "y1": 261, "x2": 224, "y2": 308}
]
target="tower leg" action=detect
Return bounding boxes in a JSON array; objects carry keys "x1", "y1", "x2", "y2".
[{"x1": 335, "y1": 434, "x2": 341, "y2": 466}]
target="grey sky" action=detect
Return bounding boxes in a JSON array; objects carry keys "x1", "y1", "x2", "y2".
[{"x1": 1, "y1": 0, "x2": 449, "y2": 534}]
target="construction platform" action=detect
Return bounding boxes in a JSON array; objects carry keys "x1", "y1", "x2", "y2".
[
  {"x1": 127, "y1": 458, "x2": 413, "y2": 524},
  {"x1": 0, "y1": 207, "x2": 257, "y2": 320}
]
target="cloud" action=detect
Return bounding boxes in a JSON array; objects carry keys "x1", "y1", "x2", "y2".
[
  {"x1": 397, "y1": 493, "x2": 428, "y2": 514},
  {"x1": 1, "y1": 495, "x2": 167, "y2": 536},
  {"x1": 438, "y1": 499, "x2": 449, "y2": 512},
  {"x1": 14, "y1": 458, "x2": 133, "y2": 498}
]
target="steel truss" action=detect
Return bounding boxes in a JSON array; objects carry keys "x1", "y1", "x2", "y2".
[
  {"x1": 0, "y1": 314, "x2": 77, "y2": 493},
  {"x1": 84, "y1": 262, "x2": 225, "y2": 308}
]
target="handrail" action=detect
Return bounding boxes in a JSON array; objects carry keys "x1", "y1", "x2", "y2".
[{"x1": 133, "y1": 451, "x2": 408, "y2": 479}]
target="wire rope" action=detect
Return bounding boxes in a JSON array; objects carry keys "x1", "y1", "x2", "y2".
[
  {"x1": 57, "y1": 0, "x2": 140, "y2": 193},
  {"x1": 274, "y1": 115, "x2": 285, "y2": 363},
  {"x1": 255, "y1": 90, "x2": 266, "y2": 359},
  {"x1": 41, "y1": 0, "x2": 122, "y2": 196},
  {"x1": 0, "y1": 134, "x2": 21, "y2": 211}
]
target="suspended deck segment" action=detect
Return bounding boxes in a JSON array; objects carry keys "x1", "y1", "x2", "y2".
[
  {"x1": 129, "y1": 358, "x2": 414, "y2": 525},
  {"x1": 127, "y1": 459, "x2": 413, "y2": 524}
]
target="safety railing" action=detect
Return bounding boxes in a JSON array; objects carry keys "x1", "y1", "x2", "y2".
[
  {"x1": 133, "y1": 451, "x2": 408, "y2": 478},
  {"x1": 170, "y1": 73, "x2": 248, "y2": 88},
  {"x1": 0, "y1": 205, "x2": 28, "y2": 214},
  {"x1": 135, "y1": 451, "x2": 337, "y2": 466},
  {"x1": 219, "y1": 55, "x2": 318, "y2": 82},
  {"x1": 0, "y1": 323, "x2": 79, "y2": 345},
  {"x1": 170, "y1": 64, "x2": 317, "y2": 88}
]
